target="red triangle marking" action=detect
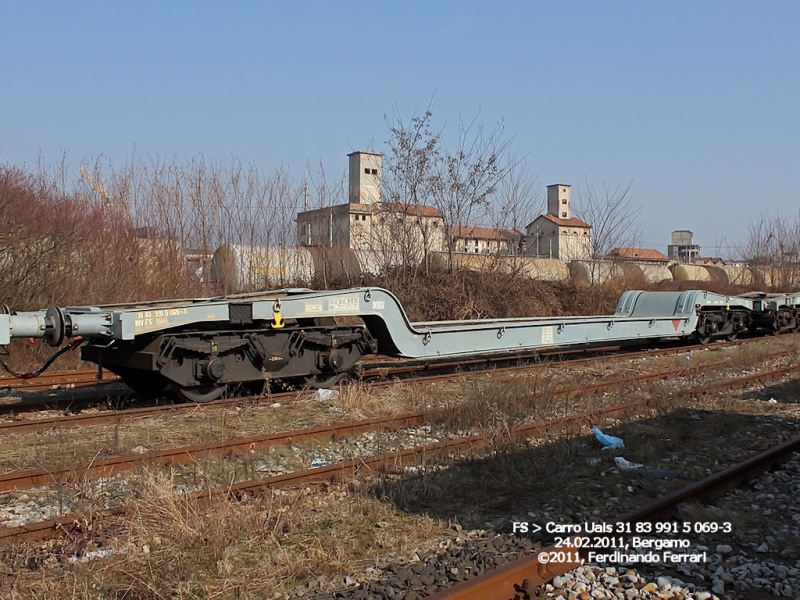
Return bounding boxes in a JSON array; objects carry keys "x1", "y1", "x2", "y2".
[{"x1": 672, "y1": 319, "x2": 681, "y2": 330}]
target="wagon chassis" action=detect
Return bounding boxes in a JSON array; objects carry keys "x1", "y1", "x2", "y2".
[{"x1": 2, "y1": 287, "x2": 799, "y2": 402}]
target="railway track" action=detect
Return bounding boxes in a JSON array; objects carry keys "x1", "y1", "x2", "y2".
[
  {"x1": 0, "y1": 344, "x2": 792, "y2": 487},
  {"x1": 3, "y1": 358, "x2": 799, "y2": 545},
  {"x1": 0, "y1": 369, "x2": 118, "y2": 392},
  {"x1": 0, "y1": 342, "x2": 795, "y2": 492},
  {"x1": 0, "y1": 340, "x2": 757, "y2": 434},
  {"x1": 0, "y1": 344, "x2": 642, "y2": 419},
  {"x1": 425, "y1": 436, "x2": 800, "y2": 600}
]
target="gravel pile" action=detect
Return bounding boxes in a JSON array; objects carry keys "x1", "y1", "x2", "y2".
[{"x1": 639, "y1": 451, "x2": 800, "y2": 599}]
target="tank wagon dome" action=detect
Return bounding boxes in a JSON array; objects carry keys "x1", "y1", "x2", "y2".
[
  {"x1": 517, "y1": 257, "x2": 570, "y2": 281},
  {"x1": 306, "y1": 247, "x2": 361, "y2": 282},
  {"x1": 616, "y1": 262, "x2": 645, "y2": 284}
]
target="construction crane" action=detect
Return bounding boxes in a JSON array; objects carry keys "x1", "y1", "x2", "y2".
[{"x1": 80, "y1": 165, "x2": 111, "y2": 207}]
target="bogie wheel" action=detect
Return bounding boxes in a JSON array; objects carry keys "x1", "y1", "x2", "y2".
[
  {"x1": 725, "y1": 332, "x2": 738, "y2": 342},
  {"x1": 171, "y1": 383, "x2": 226, "y2": 403},
  {"x1": 304, "y1": 373, "x2": 343, "y2": 389},
  {"x1": 693, "y1": 331, "x2": 712, "y2": 345},
  {"x1": 115, "y1": 368, "x2": 169, "y2": 396}
]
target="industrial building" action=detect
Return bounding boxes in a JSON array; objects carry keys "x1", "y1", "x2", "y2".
[{"x1": 524, "y1": 184, "x2": 592, "y2": 261}]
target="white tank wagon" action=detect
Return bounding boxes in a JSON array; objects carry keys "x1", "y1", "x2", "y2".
[
  {"x1": 516, "y1": 257, "x2": 571, "y2": 282},
  {"x1": 669, "y1": 264, "x2": 713, "y2": 282},
  {"x1": 721, "y1": 266, "x2": 755, "y2": 287},
  {"x1": 568, "y1": 260, "x2": 625, "y2": 285},
  {"x1": 429, "y1": 253, "x2": 570, "y2": 281},
  {"x1": 352, "y1": 249, "x2": 409, "y2": 276},
  {"x1": 3, "y1": 287, "x2": 799, "y2": 403},
  {"x1": 209, "y1": 244, "x2": 315, "y2": 293},
  {"x1": 610, "y1": 262, "x2": 673, "y2": 285},
  {"x1": 637, "y1": 263, "x2": 673, "y2": 283},
  {"x1": 306, "y1": 247, "x2": 362, "y2": 282}
]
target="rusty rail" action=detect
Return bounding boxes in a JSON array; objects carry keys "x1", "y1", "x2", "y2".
[
  {"x1": 0, "y1": 369, "x2": 118, "y2": 391},
  {"x1": 427, "y1": 435, "x2": 800, "y2": 600},
  {"x1": 3, "y1": 360, "x2": 799, "y2": 544},
  {"x1": 1, "y1": 354, "x2": 796, "y2": 493},
  {"x1": 0, "y1": 341, "x2": 761, "y2": 434}
]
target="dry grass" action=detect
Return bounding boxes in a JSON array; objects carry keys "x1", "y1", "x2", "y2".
[
  {"x1": 1, "y1": 338, "x2": 798, "y2": 598},
  {"x1": 1, "y1": 472, "x2": 449, "y2": 600}
]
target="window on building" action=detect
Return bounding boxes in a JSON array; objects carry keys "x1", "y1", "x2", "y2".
[
  {"x1": 562, "y1": 199, "x2": 567, "y2": 204},
  {"x1": 371, "y1": 168, "x2": 378, "y2": 175},
  {"x1": 364, "y1": 168, "x2": 370, "y2": 174},
  {"x1": 561, "y1": 212, "x2": 567, "y2": 218}
]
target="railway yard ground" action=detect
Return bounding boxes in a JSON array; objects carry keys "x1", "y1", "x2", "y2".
[{"x1": 0, "y1": 336, "x2": 799, "y2": 599}]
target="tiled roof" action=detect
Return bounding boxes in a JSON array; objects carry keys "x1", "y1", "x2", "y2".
[
  {"x1": 296, "y1": 202, "x2": 443, "y2": 219},
  {"x1": 380, "y1": 202, "x2": 443, "y2": 218},
  {"x1": 529, "y1": 214, "x2": 592, "y2": 228},
  {"x1": 609, "y1": 247, "x2": 670, "y2": 262}
]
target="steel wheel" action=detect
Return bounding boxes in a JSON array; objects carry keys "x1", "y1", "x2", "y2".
[
  {"x1": 115, "y1": 368, "x2": 168, "y2": 395},
  {"x1": 694, "y1": 331, "x2": 712, "y2": 345},
  {"x1": 171, "y1": 383, "x2": 226, "y2": 403},
  {"x1": 304, "y1": 373, "x2": 343, "y2": 389}
]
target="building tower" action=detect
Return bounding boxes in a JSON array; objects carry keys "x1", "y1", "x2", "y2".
[
  {"x1": 547, "y1": 184, "x2": 571, "y2": 219},
  {"x1": 348, "y1": 151, "x2": 382, "y2": 205}
]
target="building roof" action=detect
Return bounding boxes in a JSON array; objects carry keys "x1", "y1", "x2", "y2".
[
  {"x1": 527, "y1": 214, "x2": 591, "y2": 229},
  {"x1": 380, "y1": 202, "x2": 443, "y2": 219},
  {"x1": 608, "y1": 247, "x2": 670, "y2": 262},
  {"x1": 347, "y1": 150, "x2": 383, "y2": 157},
  {"x1": 296, "y1": 201, "x2": 443, "y2": 220},
  {"x1": 451, "y1": 225, "x2": 522, "y2": 240}
]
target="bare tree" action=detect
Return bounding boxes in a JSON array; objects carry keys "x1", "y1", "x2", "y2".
[
  {"x1": 432, "y1": 114, "x2": 515, "y2": 264},
  {"x1": 485, "y1": 158, "x2": 540, "y2": 255},
  {"x1": 573, "y1": 179, "x2": 642, "y2": 258},
  {"x1": 382, "y1": 107, "x2": 442, "y2": 281},
  {"x1": 743, "y1": 208, "x2": 800, "y2": 288}
]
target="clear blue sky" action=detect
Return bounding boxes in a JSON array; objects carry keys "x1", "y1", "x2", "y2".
[{"x1": 2, "y1": 1, "x2": 798, "y2": 256}]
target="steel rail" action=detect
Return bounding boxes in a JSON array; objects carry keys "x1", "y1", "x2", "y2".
[
  {"x1": 0, "y1": 369, "x2": 118, "y2": 391},
  {"x1": 1, "y1": 352, "x2": 795, "y2": 492},
  {"x1": 0, "y1": 344, "x2": 637, "y2": 419},
  {"x1": 0, "y1": 398, "x2": 655, "y2": 544},
  {"x1": 0, "y1": 341, "x2": 751, "y2": 434},
  {"x1": 3, "y1": 362, "x2": 799, "y2": 545},
  {"x1": 426, "y1": 435, "x2": 800, "y2": 600}
]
